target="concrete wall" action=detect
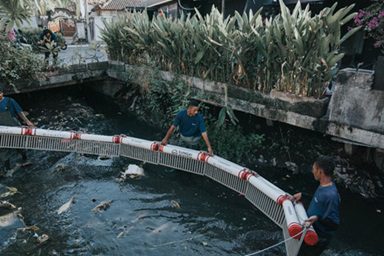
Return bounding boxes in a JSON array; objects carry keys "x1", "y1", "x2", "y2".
[
  {"x1": 6, "y1": 62, "x2": 109, "y2": 95},
  {"x1": 90, "y1": 11, "x2": 120, "y2": 41},
  {"x1": 327, "y1": 68, "x2": 384, "y2": 149},
  {"x1": 329, "y1": 69, "x2": 383, "y2": 133},
  {"x1": 107, "y1": 63, "x2": 384, "y2": 150},
  {"x1": 8, "y1": 61, "x2": 383, "y2": 151}
]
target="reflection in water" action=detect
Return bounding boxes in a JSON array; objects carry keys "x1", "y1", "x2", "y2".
[{"x1": 0, "y1": 86, "x2": 383, "y2": 256}]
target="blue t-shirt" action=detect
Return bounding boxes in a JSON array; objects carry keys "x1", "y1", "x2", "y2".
[
  {"x1": 0, "y1": 97, "x2": 23, "y2": 117},
  {"x1": 173, "y1": 109, "x2": 206, "y2": 137},
  {"x1": 307, "y1": 183, "x2": 340, "y2": 235}
]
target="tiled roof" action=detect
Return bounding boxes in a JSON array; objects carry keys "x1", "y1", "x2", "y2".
[
  {"x1": 101, "y1": 0, "x2": 142, "y2": 10},
  {"x1": 88, "y1": 0, "x2": 108, "y2": 4},
  {"x1": 100, "y1": 0, "x2": 174, "y2": 10},
  {"x1": 145, "y1": 0, "x2": 174, "y2": 8}
]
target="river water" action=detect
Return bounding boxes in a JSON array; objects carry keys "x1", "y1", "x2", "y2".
[{"x1": 0, "y1": 86, "x2": 383, "y2": 256}]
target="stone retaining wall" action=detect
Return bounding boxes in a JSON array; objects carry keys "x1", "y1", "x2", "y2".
[
  {"x1": 5, "y1": 61, "x2": 384, "y2": 150},
  {"x1": 107, "y1": 62, "x2": 384, "y2": 150},
  {"x1": 6, "y1": 62, "x2": 109, "y2": 94}
]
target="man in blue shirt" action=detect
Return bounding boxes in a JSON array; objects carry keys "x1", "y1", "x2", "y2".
[
  {"x1": 292, "y1": 156, "x2": 340, "y2": 256},
  {"x1": 0, "y1": 85, "x2": 34, "y2": 127},
  {"x1": 161, "y1": 99, "x2": 213, "y2": 155},
  {"x1": 0, "y1": 83, "x2": 34, "y2": 172}
]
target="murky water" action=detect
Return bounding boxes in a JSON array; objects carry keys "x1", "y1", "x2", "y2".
[{"x1": 1, "y1": 86, "x2": 383, "y2": 256}]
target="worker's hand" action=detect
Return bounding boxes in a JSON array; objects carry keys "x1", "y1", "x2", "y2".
[
  {"x1": 291, "y1": 192, "x2": 302, "y2": 202},
  {"x1": 304, "y1": 215, "x2": 318, "y2": 227},
  {"x1": 207, "y1": 146, "x2": 213, "y2": 156},
  {"x1": 161, "y1": 138, "x2": 168, "y2": 146},
  {"x1": 25, "y1": 120, "x2": 34, "y2": 127}
]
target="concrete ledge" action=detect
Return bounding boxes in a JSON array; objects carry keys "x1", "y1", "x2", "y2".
[
  {"x1": 335, "y1": 68, "x2": 374, "y2": 89},
  {"x1": 9, "y1": 70, "x2": 106, "y2": 94},
  {"x1": 198, "y1": 91, "x2": 325, "y2": 132},
  {"x1": 68, "y1": 64, "x2": 87, "y2": 72},
  {"x1": 109, "y1": 60, "x2": 125, "y2": 72},
  {"x1": 88, "y1": 61, "x2": 109, "y2": 71},
  {"x1": 327, "y1": 122, "x2": 384, "y2": 149},
  {"x1": 113, "y1": 64, "x2": 329, "y2": 118},
  {"x1": 329, "y1": 68, "x2": 384, "y2": 134}
]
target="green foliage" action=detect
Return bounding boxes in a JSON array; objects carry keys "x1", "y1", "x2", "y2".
[
  {"x1": 0, "y1": 40, "x2": 44, "y2": 86},
  {"x1": 0, "y1": 0, "x2": 32, "y2": 32},
  {"x1": 20, "y1": 28, "x2": 43, "y2": 50},
  {"x1": 138, "y1": 76, "x2": 191, "y2": 129},
  {"x1": 217, "y1": 106, "x2": 239, "y2": 127},
  {"x1": 38, "y1": 41, "x2": 60, "y2": 55},
  {"x1": 102, "y1": 2, "x2": 358, "y2": 98},
  {"x1": 208, "y1": 123, "x2": 264, "y2": 164}
]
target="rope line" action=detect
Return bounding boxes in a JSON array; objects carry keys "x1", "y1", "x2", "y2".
[
  {"x1": 151, "y1": 234, "x2": 204, "y2": 248},
  {"x1": 244, "y1": 228, "x2": 307, "y2": 256}
]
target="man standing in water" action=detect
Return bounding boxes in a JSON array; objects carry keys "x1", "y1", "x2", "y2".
[
  {"x1": 0, "y1": 82, "x2": 34, "y2": 172},
  {"x1": 292, "y1": 155, "x2": 340, "y2": 255},
  {"x1": 161, "y1": 99, "x2": 213, "y2": 155}
]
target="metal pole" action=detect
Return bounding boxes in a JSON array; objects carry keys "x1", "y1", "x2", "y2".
[
  {"x1": 221, "y1": 0, "x2": 225, "y2": 17},
  {"x1": 84, "y1": 0, "x2": 89, "y2": 42}
]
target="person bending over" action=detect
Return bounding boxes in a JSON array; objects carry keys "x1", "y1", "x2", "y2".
[{"x1": 161, "y1": 99, "x2": 213, "y2": 155}]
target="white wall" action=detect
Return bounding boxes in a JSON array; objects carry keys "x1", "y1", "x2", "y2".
[{"x1": 91, "y1": 11, "x2": 120, "y2": 41}]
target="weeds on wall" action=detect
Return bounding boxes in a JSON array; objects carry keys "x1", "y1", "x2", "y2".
[
  {"x1": 102, "y1": 0, "x2": 359, "y2": 98},
  {"x1": 208, "y1": 122, "x2": 265, "y2": 165}
]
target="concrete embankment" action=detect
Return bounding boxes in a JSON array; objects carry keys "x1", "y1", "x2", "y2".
[{"x1": 5, "y1": 59, "x2": 384, "y2": 170}]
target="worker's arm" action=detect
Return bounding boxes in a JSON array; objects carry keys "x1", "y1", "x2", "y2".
[
  {"x1": 304, "y1": 215, "x2": 318, "y2": 227},
  {"x1": 17, "y1": 112, "x2": 34, "y2": 127},
  {"x1": 201, "y1": 131, "x2": 213, "y2": 155},
  {"x1": 161, "y1": 125, "x2": 176, "y2": 145}
]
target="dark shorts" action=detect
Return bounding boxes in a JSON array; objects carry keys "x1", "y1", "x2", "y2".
[{"x1": 180, "y1": 134, "x2": 200, "y2": 146}]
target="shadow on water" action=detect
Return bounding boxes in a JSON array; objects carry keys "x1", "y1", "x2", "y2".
[{"x1": 0, "y1": 85, "x2": 383, "y2": 256}]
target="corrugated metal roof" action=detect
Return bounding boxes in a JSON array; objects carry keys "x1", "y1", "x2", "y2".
[{"x1": 100, "y1": 0, "x2": 174, "y2": 10}]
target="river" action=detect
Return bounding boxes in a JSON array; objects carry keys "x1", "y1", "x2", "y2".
[{"x1": 0, "y1": 86, "x2": 383, "y2": 256}]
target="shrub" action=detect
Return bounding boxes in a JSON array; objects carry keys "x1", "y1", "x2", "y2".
[
  {"x1": 208, "y1": 123, "x2": 265, "y2": 165},
  {"x1": 0, "y1": 40, "x2": 44, "y2": 87},
  {"x1": 354, "y1": 0, "x2": 384, "y2": 52}
]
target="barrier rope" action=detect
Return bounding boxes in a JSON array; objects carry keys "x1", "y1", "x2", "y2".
[
  {"x1": 244, "y1": 227, "x2": 307, "y2": 256},
  {"x1": 151, "y1": 234, "x2": 205, "y2": 248},
  {"x1": 149, "y1": 228, "x2": 307, "y2": 255}
]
